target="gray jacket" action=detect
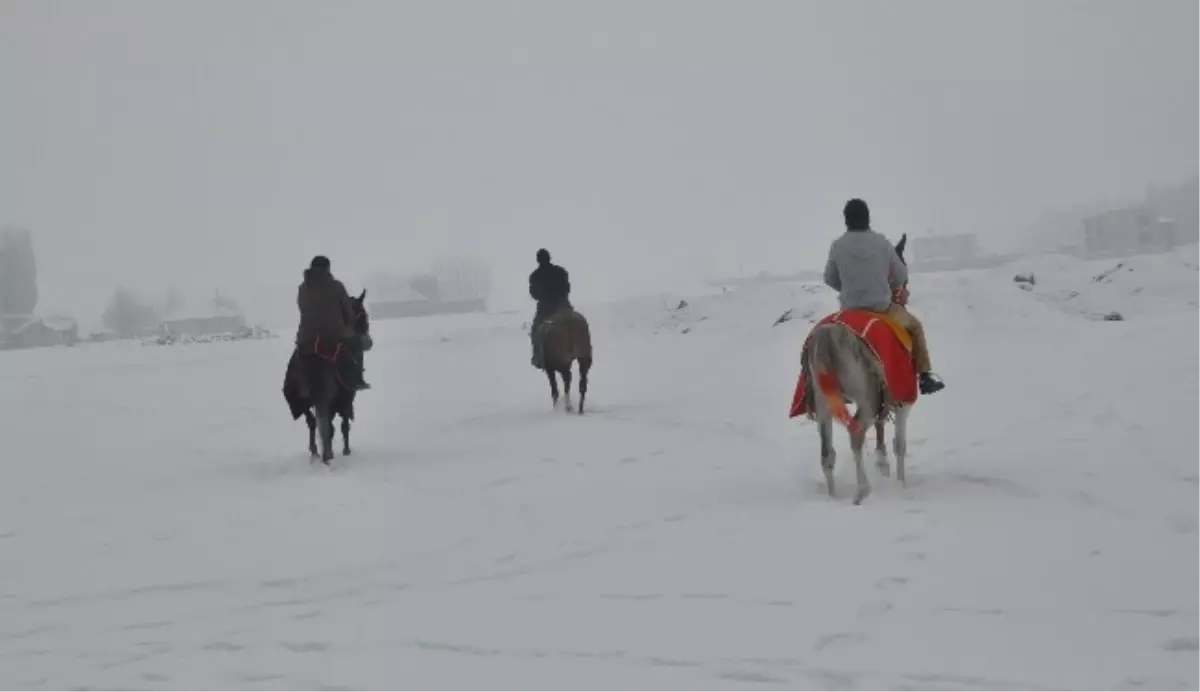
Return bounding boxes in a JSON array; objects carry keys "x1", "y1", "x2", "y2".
[{"x1": 823, "y1": 229, "x2": 908, "y2": 311}]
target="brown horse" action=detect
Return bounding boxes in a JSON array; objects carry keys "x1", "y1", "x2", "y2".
[
  {"x1": 535, "y1": 308, "x2": 593, "y2": 414},
  {"x1": 282, "y1": 290, "x2": 370, "y2": 464}
]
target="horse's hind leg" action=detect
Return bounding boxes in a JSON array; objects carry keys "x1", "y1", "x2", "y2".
[
  {"x1": 818, "y1": 416, "x2": 837, "y2": 497},
  {"x1": 341, "y1": 416, "x2": 352, "y2": 456},
  {"x1": 314, "y1": 403, "x2": 335, "y2": 465},
  {"x1": 850, "y1": 411, "x2": 873, "y2": 505},
  {"x1": 561, "y1": 367, "x2": 574, "y2": 413},
  {"x1": 893, "y1": 406, "x2": 910, "y2": 485},
  {"x1": 305, "y1": 410, "x2": 318, "y2": 458},
  {"x1": 577, "y1": 357, "x2": 591, "y2": 415},
  {"x1": 546, "y1": 368, "x2": 559, "y2": 409},
  {"x1": 874, "y1": 419, "x2": 891, "y2": 477}
]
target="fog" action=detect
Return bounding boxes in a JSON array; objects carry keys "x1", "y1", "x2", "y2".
[{"x1": 2, "y1": 0, "x2": 1196, "y2": 326}]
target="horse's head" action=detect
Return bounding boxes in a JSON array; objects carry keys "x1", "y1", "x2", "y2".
[
  {"x1": 350, "y1": 289, "x2": 370, "y2": 336},
  {"x1": 892, "y1": 233, "x2": 909, "y2": 305},
  {"x1": 894, "y1": 233, "x2": 908, "y2": 266}
]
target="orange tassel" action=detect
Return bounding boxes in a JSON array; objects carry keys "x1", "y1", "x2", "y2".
[{"x1": 816, "y1": 370, "x2": 860, "y2": 435}]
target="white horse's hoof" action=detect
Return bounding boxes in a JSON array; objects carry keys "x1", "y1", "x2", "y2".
[{"x1": 853, "y1": 487, "x2": 871, "y2": 505}]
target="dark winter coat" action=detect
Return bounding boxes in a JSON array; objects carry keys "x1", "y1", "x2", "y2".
[
  {"x1": 295, "y1": 267, "x2": 356, "y2": 345},
  {"x1": 529, "y1": 263, "x2": 571, "y2": 315}
]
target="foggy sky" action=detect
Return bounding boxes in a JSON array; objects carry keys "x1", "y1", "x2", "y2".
[{"x1": 2, "y1": 0, "x2": 1196, "y2": 323}]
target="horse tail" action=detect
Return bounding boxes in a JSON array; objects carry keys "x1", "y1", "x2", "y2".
[
  {"x1": 558, "y1": 310, "x2": 591, "y2": 363},
  {"x1": 809, "y1": 325, "x2": 859, "y2": 435},
  {"x1": 572, "y1": 313, "x2": 593, "y2": 362}
]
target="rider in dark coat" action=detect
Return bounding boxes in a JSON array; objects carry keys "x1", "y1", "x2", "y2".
[
  {"x1": 528, "y1": 248, "x2": 572, "y2": 368},
  {"x1": 296, "y1": 255, "x2": 369, "y2": 390}
]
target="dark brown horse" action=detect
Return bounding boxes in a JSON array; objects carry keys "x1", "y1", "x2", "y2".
[
  {"x1": 282, "y1": 290, "x2": 370, "y2": 464},
  {"x1": 535, "y1": 308, "x2": 593, "y2": 414}
]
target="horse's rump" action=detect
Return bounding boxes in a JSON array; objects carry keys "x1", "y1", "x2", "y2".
[
  {"x1": 283, "y1": 349, "x2": 308, "y2": 420},
  {"x1": 789, "y1": 309, "x2": 918, "y2": 419},
  {"x1": 540, "y1": 309, "x2": 593, "y2": 363},
  {"x1": 282, "y1": 344, "x2": 356, "y2": 421}
]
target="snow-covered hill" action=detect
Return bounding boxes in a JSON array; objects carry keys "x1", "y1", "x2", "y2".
[{"x1": 2, "y1": 259, "x2": 1196, "y2": 689}]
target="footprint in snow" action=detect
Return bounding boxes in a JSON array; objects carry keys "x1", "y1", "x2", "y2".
[
  {"x1": 1163, "y1": 636, "x2": 1199, "y2": 653},
  {"x1": 718, "y1": 670, "x2": 790, "y2": 685},
  {"x1": 282, "y1": 641, "x2": 332, "y2": 653},
  {"x1": 202, "y1": 641, "x2": 243, "y2": 652},
  {"x1": 813, "y1": 632, "x2": 868, "y2": 652},
  {"x1": 874, "y1": 576, "x2": 909, "y2": 590}
]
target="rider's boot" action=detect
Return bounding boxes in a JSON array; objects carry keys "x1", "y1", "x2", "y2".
[{"x1": 919, "y1": 372, "x2": 945, "y2": 395}]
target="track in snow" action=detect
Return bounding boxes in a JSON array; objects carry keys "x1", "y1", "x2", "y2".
[{"x1": 2, "y1": 266, "x2": 1197, "y2": 689}]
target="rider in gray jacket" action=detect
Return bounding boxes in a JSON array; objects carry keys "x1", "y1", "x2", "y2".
[{"x1": 823, "y1": 199, "x2": 945, "y2": 394}]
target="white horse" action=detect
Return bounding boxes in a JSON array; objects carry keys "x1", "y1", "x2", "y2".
[{"x1": 803, "y1": 319, "x2": 912, "y2": 505}]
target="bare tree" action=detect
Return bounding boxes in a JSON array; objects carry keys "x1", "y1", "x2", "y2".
[
  {"x1": 161, "y1": 287, "x2": 186, "y2": 317},
  {"x1": 432, "y1": 256, "x2": 492, "y2": 302},
  {"x1": 102, "y1": 288, "x2": 159, "y2": 338},
  {"x1": 211, "y1": 290, "x2": 241, "y2": 314},
  {"x1": 0, "y1": 226, "x2": 37, "y2": 316},
  {"x1": 409, "y1": 274, "x2": 441, "y2": 302}
]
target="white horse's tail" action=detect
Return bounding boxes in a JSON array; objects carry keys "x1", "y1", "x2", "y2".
[{"x1": 808, "y1": 325, "x2": 860, "y2": 435}]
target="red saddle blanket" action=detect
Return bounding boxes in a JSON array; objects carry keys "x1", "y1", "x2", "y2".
[{"x1": 789, "y1": 309, "x2": 918, "y2": 418}]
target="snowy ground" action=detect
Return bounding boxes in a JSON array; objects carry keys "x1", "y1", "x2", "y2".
[{"x1": 2, "y1": 249, "x2": 1198, "y2": 690}]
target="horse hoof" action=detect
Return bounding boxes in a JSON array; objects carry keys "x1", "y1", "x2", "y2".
[
  {"x1": 342, "y1": 449, "x2": 352, "y2": 457},
  {"x1": 853, "y1": 488, "x2": 870, "y2": 505}
]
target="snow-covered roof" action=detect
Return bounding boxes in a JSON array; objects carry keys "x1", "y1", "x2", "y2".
[
  {"x1": 42, "y1": 316, "x2": 78, "y2": 331},
  {"x1": 161, "y1": 312, "x2": 246, "y2": 324},
  {"x1": 364, "y1": 278, "x2": 429, "y2": 303},
  {"x1": 0, "y1": 314, "x2": 76, "y2": 334}
]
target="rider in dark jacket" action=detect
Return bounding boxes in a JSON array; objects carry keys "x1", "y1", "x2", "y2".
[
  {"x1": 296, "y1": 255, "x2": 369, "y2": 390},
  {"x1": 528, "y1": 248, "x2": 572, "y2": 368}
]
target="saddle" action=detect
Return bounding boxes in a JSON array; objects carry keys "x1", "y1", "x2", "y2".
[
  {"x1": 298, "y1": 334, "x2": 357, "y2": 364},
  {"x1": 536, "y1": 307, "x2": 582, "y2": 336},
  {"x1": 789, "y1": 309, "x2": 919, "y2": 420},
  {"x1": 283, "y1": 335, "x2": 361, "y2": 415}
]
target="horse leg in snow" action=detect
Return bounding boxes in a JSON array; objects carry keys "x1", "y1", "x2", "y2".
[
  {"x1": 875, "y1": 419, "x2": 890, "y2": 477},
  {"x1": 562, "y1": 366, "x2": 574, "y2": 413},
  {"x1": 301, "y1": 356, "x2": 336, "y2": 464},
  {"x1": 807, "y1": 321, "x2": 890, "y2": 504},
  {"x1": 546, "y1": 368, "x2": 559, "y2": 409},
  {"x1": 818, "y1": 416, "x2": 837, "y2": 497},
  {"x1": 850, "y1": 412, "x2": 873, "y2": 505},
  {"x1": 341, "y1": 415, "x2": 352, "y2": 456},
  {"x1": 315, "y1": 399, "x2": 335, "y2": 464},
  {"x1": 893, "y1": 406, "x2": 910, "y2": 485},
  {"x1": 305, "y1": 410, "x2": 318, "y2": 458},
  {"x1": 317, "y1": 409, "x2": 333, "y2": 464},
  {"x1": 577, "y1": 357, "x2": 591, "y2": 415}
]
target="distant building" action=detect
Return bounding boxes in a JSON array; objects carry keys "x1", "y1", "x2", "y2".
[
  {"x1": 365, "y1": 271, "x2": 487, "y2": 320},
  {"x1": 908, "y1": 234, "x2": 982, "y2": 270},
  {"x1": 1144, "y1": 174, "x2": 1199, "y2": 246},
  {"x1": 157, "y1": 290, "x2": 250, "y2": 339},
  {"x1": 1081, "y1": 206, "x2": 1185, "y2": 259},
  {"x1": 160, "y1": 312, "x2": 248, "y2": 338},
  {"x1": 0, "y1": 314, "x2": 80, "y2": 349}
]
